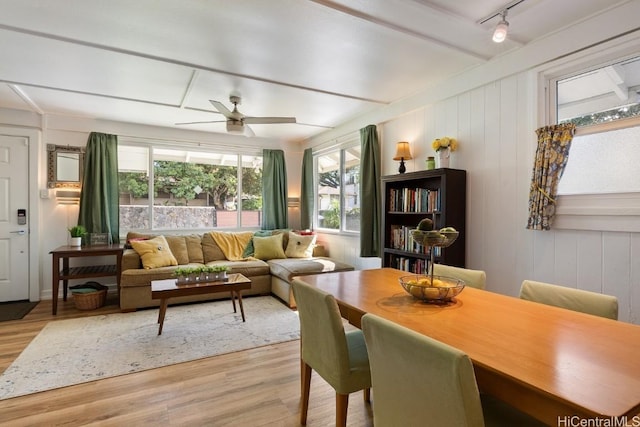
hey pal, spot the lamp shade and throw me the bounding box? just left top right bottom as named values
left=393, top=141, right=413, bottom=160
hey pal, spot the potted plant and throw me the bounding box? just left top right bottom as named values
left=207, top=265, right=230, bottom=281
left=68, top=225, right=86, bottom=246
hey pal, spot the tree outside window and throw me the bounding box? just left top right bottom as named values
left=118, top=145, right=262, bottom=231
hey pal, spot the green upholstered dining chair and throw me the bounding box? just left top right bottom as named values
left=291, top=279, right=371, bottom=427
left=361, top=313, right=545, bottom=427
left=432, top=264, right=487, bottom=290
left=519, top=280, right=618, bottom=320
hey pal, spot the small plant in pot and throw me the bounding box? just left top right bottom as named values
left=68, top=225, right=86, bottom=247
left=206, top=265, right=230, bottom=280
left=174, top=265, right=230, bottom=284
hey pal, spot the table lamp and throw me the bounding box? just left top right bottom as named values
left=393, top=141, right=412, bottom=173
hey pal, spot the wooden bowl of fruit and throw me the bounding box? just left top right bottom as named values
left=399, top=275, right=465, bottom=302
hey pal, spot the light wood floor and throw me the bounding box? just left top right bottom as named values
left=0, top=295, right=374, bottom=427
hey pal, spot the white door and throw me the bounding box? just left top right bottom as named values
left=0, top=134, right=29, bottom=301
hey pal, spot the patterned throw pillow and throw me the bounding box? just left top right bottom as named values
left=253, top=233, right=287, bottom=260
left=285, top=232, right=317, bottom=258
left=130, top=235, right=178, bottom=269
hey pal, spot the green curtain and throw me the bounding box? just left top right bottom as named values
left=526, top=123, right=575, bottom=230
left=262, top=149, right=288, bottom=230
left=78, top=132, right=119, bottom=243
left=360, top=125, right=382, bottom=256
left=300, top=148, right=314, bottom=230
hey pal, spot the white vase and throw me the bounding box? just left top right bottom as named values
left=437, top=148, right=450, bottom=168
left=70, top=236, right=82, bottom=246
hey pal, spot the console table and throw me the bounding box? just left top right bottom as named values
left=50, top=244, right=124, bottom=315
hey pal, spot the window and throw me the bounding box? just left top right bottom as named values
left=544, top=45, right=640, bottom=232
left=556, top=56, right=640, bottom=128
left=552, top=55, right=640, bottom=196
left=315, top=143, right=361, bottom=232
left=118, top=144, right=262, bottom=232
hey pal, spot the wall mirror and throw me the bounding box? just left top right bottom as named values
left=47, top=144, right=85, bottom=188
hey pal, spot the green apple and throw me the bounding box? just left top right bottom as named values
left=417, top=218, right=434, bottom=231
left=440, top=226, right=457, bottom=233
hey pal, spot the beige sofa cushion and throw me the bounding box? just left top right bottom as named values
left=164, top=235, right=189, bottom=265
left=185, top=234, right=204, bottom=264
left=126, top=232, right=204, bottom=265
left=202, top=232, right=225, bottom=262
left=268, top=257, right=354, bottom=283
left=130, top=236, right=178, bottom=269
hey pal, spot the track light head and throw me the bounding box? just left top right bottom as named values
left=492, top=11, right=509, bottom=43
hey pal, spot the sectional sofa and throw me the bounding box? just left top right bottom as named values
left=119, top=230, right=354, bottom=311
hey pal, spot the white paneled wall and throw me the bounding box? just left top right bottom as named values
left=315, top=233, right=381, bottom=271
left=381, top=72, right=640, bottom=324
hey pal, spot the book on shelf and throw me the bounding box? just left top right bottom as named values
left=389, top=225, right=442, bottom=256
left=390, top=256, right=429, bottom=274
left=388, top=188, right=440, bottom=213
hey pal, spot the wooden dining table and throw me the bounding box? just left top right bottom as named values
left=296, top=268, right=640, bottom=426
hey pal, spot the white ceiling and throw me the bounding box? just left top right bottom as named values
left=0, top=0, right=632, bottom=142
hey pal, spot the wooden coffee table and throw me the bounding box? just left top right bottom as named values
left=151, top=273, right=252, bottom=335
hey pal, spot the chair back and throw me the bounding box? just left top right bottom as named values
left=291, top=279, right=359, bottom=391
left=362, top=313, right=485, bottom=427
left=520, top=280, right=618, bottom=320
left=433, top=264, right=487, bottom=290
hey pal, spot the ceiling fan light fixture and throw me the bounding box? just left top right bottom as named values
left=226, top=121, right=245, bottom=135
left=492, top=11, right=509, bottom=43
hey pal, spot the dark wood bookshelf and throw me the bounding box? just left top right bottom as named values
left=381, top=168, right=466, bottom=273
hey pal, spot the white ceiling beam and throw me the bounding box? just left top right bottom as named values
left=180, top=70, right=199, bottom=109
left=308, top=0, right=491, bottom=61
left=8, top=84, right=43, bottom=114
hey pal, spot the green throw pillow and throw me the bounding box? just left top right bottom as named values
left=242, top=230, right=273, bottom=257
left=253, top=233, right=286, bottom=260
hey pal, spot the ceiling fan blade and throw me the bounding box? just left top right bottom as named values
left=175, top=120, right=226, bottom=125
left=244, top=124, right=256, bottom=137
left=243, top=116, right=297, bottom=124
left=210, top=100, right=233, bottom=118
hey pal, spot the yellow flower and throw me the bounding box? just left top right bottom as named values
left=432, top=137, right=458, bottom=152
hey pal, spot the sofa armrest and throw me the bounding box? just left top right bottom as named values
left=122, top=248, right=142, bottom=271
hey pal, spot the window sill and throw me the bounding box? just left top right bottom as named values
left=553, top=193, right=640, bottom=232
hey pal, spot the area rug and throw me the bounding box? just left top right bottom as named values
left=0, top=300, right=38, bottom=322
left=0, top=296, right=300, bottom=400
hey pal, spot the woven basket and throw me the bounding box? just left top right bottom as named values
left=71, top=282, right=108, bottom=310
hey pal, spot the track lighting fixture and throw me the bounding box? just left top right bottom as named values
left=492, top=10, right=509, bottom=43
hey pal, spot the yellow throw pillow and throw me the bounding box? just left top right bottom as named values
left=253, top=233, right=286, bottom=260
left=285, top=232, right=317, bottom=258
left=130, top=235, right=178, bottom=269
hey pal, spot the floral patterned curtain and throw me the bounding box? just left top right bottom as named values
left=526, top=123, right=576, bottom=230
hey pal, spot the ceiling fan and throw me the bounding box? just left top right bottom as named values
left=176, top=95, right=296, bottom=136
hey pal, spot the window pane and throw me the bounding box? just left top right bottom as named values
left=344, top=146, right=360, bottom=232
left=557, top=125, right=640, bottom=195
left=317, top=152, right=341, bottom=229
left=241, top=155, right=263, bottom=227
left=118, top=145, right=150, bottom=231
left=152, top=149, right=237, bottom=229
left=558, top=56, right=640, bottom=126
